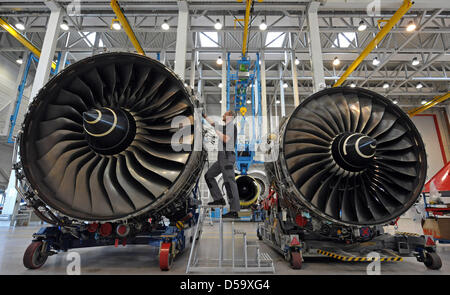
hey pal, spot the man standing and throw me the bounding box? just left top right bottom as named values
left=203, top=110, right=240, bottom=219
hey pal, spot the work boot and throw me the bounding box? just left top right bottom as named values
left=222, top=211, right=239, bottom=219
left=207, top=199, right=226, bottom=206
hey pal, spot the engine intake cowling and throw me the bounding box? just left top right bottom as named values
left=268, top=87, right=427, bottom=226
left=19, top=53, right=205, bottom=222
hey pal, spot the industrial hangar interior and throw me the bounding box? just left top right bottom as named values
left=0, top=0, right=449, bottom=277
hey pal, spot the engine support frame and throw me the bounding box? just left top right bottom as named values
left=257, top=187, right=441, bottom=270
left=23, top=207, right=201, bottom=271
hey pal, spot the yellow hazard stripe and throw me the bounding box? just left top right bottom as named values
left=316, top=249, right=402, bottom=262
left=395, top=232, right=420, bottom=237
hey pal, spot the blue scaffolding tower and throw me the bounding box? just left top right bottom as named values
left=226, top=53, right=263, bottom=175
left=7, top=52, right=64, bottom=143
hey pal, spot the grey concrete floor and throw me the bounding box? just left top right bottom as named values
left=0, top=221, right=448, bottom=275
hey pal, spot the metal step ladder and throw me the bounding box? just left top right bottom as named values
left=186, top=205, right=274, bottom=273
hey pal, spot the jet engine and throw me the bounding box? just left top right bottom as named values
left=236, top=174, right=260, bottom=208
left=267, top=87, right=427, bottom=226
left=17, top=52, right=205, bottom=223
left=218, top=170, right=268, bottom=208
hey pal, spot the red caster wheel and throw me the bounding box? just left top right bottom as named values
left=290, top=251, right=302, bottom=269
left=159, top=242, right=174, bottom=271
left=23, top=241, right=48, bottom=269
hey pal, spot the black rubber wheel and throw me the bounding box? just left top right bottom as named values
left=424, top=252, right=442, bottom=270
left=196, top=229, right=202, bottom=241
left=290, top=251, right=302, bottom=269
left=257, top=228, right=263, bottom=240
left=23, top=241, right=48, bottom=269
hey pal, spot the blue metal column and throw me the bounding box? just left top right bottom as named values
left=7, top=50, right=61, bottom=144
left=221, top=51, right=227, bottom=114
left=226, top=52, right=231, bottom=111
left=50, top=51, right=62, bottom=75
left=255, top=53, right=262, bottom=143
left=250, top=75, right=256, bottom=147
left=7, top=52, right=33, bottom=143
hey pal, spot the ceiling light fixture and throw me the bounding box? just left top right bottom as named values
left=111, top=19, right=122, bottom=30
left=60, top=20, right=69, bottom=31
left=406, top=21, right=416, bottom=32
left=259, top=20, right=267, bottom=31
left=214, top=19, right=223, bottom=30
left=161, top=20, right=170, bottom=31
left=357, top=20, right=367, bottom=32
left=333, top=57, right=340, bottom=66
left=411, top=57, right=420, bottom=66
left=372, top=57, right=380, bottom=66
left=15, top=22, right=25, bottom=31
left=216, top=56, right=223, bottom=65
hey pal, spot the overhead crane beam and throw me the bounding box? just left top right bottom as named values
left=333, top=0, right=413, bottom=87
left=241, top=0, right=253, bottom=56
left=110, top=0, right=145, bottom=55
left=408, top=92, right=450, bottom=117
left=240, top=0, right=263, bottom=56
left=0, top=17, right=57, bottom=70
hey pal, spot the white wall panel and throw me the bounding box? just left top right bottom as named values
left=0, top=56, right=18, bottom=108
left=0, top=55, right=19, bottom=134
left=411, top=115, right=446, bottom=181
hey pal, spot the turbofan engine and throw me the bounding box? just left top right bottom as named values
left=267, top=87, right=427, bottom=227
left=16, top=53, right=205, bottom=223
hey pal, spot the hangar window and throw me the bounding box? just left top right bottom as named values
left=78, top=32, right=104, bottom=47
left=200, top=32, right=219, bottom=47
left=265, top=32, right=285, bottom=48
left=332, top=32, right=357, bottom=48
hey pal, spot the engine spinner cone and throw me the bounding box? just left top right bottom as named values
left=83, top=107, right=136, bottom=155
left=331, top=132, right=377, bottom=172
